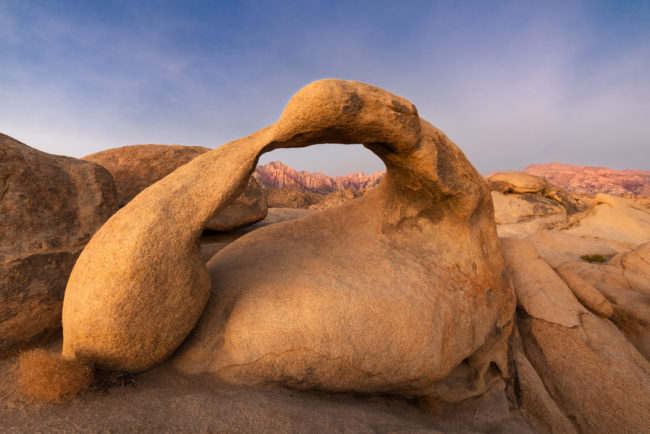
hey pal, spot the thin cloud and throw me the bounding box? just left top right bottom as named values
left=0, top=1, right=648, bottom=173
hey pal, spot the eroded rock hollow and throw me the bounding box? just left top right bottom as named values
left=61, top=79, right=514, bottom=396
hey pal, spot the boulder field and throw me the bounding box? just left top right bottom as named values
left=2, top=79, right=649, bottom=433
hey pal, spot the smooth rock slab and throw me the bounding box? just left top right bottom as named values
left=554, top=266, right=613, bottom=317
left=524, top=230, right=620, bottom=268
left=563, top=193, right=650, bottom=245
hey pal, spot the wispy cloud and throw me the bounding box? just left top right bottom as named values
left=0, top=1, right=648, bottom=174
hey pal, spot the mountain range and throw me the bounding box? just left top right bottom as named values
left=524, top=162, right=650, bottom=196
left=255, top=161, right=650, bottom=196
left=254, top=161, right=384, bottom=194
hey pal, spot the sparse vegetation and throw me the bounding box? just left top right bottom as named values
left=580, top=253, right=607, bottom=263
left=16, top=349, right=94, bottom=403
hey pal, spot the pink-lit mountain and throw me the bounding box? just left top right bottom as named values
left=254, top=161, right=384, bottom=194
left=255, top=161, right=650, bottom=196
left=524, top=162, right=650, bottom=196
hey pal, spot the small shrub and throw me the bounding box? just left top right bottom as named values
left=580, top=254, right=606, bottom=263
left=15, top=349, right=94, bottom=403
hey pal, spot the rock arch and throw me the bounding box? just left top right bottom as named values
left=62, top=79, right=514, bottom=395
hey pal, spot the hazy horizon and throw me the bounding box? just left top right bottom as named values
left=1, top=1, right=649, bottom=176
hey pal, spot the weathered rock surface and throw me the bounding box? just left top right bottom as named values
left=0, top=133, right=118, bottom=356
left=488, top=171, right=581, bottom=214
left=173, top=80, right=514, bottom=396
left=608, top=241, right=650, bottom=296
left=200, top=208, right=314, bottom=262
left=84, top=144, right=267, bottom=231
left=83, top=144, right=208, bottom=206
left=264, top=186, right=323, bottom=208
left=554, top=266, right=613, bottom=317
left=487, top=171, right=582, bottom=238
left=524, top=230, right=620, bottom=268
left=561, top=259, right=650, bottom=360
left=204, top=177, right=267, bottom=231
left=563, top=193, right=650, bottom=245
left=518, top=314, right=650, bottom=433
left=500, top=238, right=586, bottom=328
left=307, top=188, right=364, bottom=210
left=511, top=329, right=577, bottom=434
left=491, top=191, right=567, bottom=238
left=62, top=79, right=515, bottom=399
left=502, top=238, right=650, bottom=433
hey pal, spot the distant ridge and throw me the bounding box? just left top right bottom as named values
left=524, top=162, right=650, bottom=196
left=254, top=161, right=384, bottom=194
left=254, top=161, right=650, bottom=196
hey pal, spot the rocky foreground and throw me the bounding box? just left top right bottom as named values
left=1, top=79, right=650, bottom=433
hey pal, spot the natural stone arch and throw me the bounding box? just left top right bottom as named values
left=61, top=79, right=514, bottom=396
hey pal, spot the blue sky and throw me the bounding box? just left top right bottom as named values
left=1, top=0, right=648, bottom=175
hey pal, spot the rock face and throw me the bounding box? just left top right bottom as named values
left=61, top=79, right=514, bottom=398
left=308, top=189, right=365, bottom=210
left=501, top=238, right=650, bottom=433
left=609, top=241, right=650, bottom=296
left=84, top=144, right=267, bottom=231
left=488, top=171, right=581, bottom=213
left=524, top=162, right=650, bottom=196
left=563, top=193, right=650, bottom=246
left=0, top=133, right=118, bottom=356
left=554, top=266, right=614, bottom=317
left=524, top=230, right=620, bottom=268
left=559, top=243, right=650, bottom=360
left=264, top=187, right=324, bottom=208
left=487, top=171, right=582, bottom=238
left=255, top=161, right=384, bottom=193
left=204, top=178, right=267, bottom=231
left=83, top=145, right=209, bottom=206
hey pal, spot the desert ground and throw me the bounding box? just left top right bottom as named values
left=2, top=80, right=649, bottom=433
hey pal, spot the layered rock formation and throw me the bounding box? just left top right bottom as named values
left=61, top=79, right=514, bottom=400
left=84, top=144, right=268, bottom=231
left=524, top=162, right=650, bottom=196
left=254, top=160, right=384, bottom=193
left=0, top=133, right=118, bottom=356
left=502, top=238, right=650, bottom=433
left=487, top=171, right=583, bottom=238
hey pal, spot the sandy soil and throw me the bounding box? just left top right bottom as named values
left=1, top=340, right=534, bottom=433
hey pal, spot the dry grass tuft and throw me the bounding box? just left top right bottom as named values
left=580, top=253, right=607, bottom=263
left=16, top=349, right=94, bottom=403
